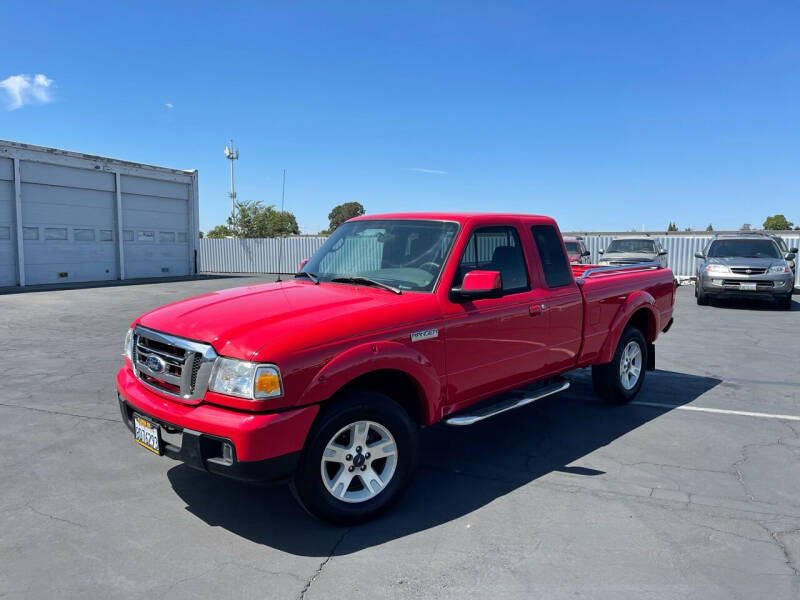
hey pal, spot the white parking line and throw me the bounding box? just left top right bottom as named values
left=630, top=401, right=800, bottom=421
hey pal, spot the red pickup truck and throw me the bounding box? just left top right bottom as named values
left=117, top=213, right=675, bottom=523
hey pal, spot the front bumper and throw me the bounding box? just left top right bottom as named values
left=698, top=274, right=793, bottom=298
left=116, top=367, right=319, bottom=482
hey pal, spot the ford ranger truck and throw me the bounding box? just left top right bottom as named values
left=117, top=213, right=675, bottom=524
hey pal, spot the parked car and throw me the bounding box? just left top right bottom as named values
left=117, top=213, right=675, bottom=523
left=769, top=234, right=798, bottom=278
left=598, top=237, right=668, bottom=268
left=563, top=236, right=591, bottom=264
left=694, top=233, right=795, bottom=309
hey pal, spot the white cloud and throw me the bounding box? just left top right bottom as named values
left=0, top=73, right=55, bottom=110
left=406, top=167, right=448, bottom=175
left=165, top=102, right=173, bottom=109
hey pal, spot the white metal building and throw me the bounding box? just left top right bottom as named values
left=0, top=140, right=199, bottom=287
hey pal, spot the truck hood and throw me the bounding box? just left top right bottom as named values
left=136, top=280, right=440, bottom=360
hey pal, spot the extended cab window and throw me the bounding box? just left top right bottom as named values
left=453, top=226, right=530, bottom=293
left=531, top=225, right=572, bottom=287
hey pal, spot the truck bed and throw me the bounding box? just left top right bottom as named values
left=572, top=263, right=676, bottom=367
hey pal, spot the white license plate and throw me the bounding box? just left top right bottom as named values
left=134, top=414, right=161, bottom=455
left=740, top=282, right=757, bottom=291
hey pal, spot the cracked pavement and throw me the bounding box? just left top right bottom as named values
left=0, top=277, right=798, bottom=599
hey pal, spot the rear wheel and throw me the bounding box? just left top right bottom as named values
left=291, top=390, right=419, bottom=524
left=592, top=326, right=648, bottom=405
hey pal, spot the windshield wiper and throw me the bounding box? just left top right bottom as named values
left=295, top=271, right=319, bottom=284
left=330, top=276, right=402, bottom=295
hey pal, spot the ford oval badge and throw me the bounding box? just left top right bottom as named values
left=145, top=355, right=166, bottom=373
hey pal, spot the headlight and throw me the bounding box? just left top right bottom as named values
left=705, top=264, right=730, bottom=274
left=208, top=358, right=283, bottom=400
left=769, top=265, right=791, bottom=274
left=124, top=328, right=134, bottom=361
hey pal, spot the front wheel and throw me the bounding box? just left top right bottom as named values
left=592, top=326, right=648, bottom=404
left=291, top=390, right=419, bottom=524
left=695, top=284, right=709, bottom=305
left=778, top=294, right=793, bottom=310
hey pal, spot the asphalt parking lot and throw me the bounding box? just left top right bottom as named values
left=1, top=277, right=799, bottom=599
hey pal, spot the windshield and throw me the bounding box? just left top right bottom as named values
left=606, top=239, right=656, bottom=253
left=564, top=241, right=580, bottom=253
left=707, top=239, right=781, bottom=259
left=300, top=219, right=459, bottom=292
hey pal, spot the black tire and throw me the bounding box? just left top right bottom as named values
left=778, top=294, right=793, bottom=310
left=290, top=389, right=419, bottom=525
left=592, top=326, right=648, bottom=405
left=695, top=285, right=709, bottom=306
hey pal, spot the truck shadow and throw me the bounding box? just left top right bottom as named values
left=167, top=368, right=720, bottom=557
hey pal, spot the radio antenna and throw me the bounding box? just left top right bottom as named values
left=276, top=169, right=287, bottom=281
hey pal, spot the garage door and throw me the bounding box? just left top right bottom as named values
left=121, top=175, right=191, bottom=279
left=0, top=158, right=16, bottom=286
left=20, top=161, right=119, bottom=285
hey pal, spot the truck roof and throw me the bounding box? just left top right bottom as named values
left=350, top=212, right=557, bottom=226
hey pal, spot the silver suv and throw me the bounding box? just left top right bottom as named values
left=694, top=234, right=795, bottom=309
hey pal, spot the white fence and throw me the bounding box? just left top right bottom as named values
left=198, top=233, right=800, bottom=286
left=198, top=237, right=328, bottom=273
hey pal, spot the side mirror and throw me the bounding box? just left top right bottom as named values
left=790, top=247, right=799, bottom=254
left=786, top=252, right=796, bottom=261
left=659, top=250, right=668, bottom=256
left=298, top=258, right=309, bottom=270
left=694, top=251, right=705, bottom=259
left=598, top=249, right=604, bottom=254
left=451, top=270, right=502, bottom=301
left=581, top=250, right=591, bottom=257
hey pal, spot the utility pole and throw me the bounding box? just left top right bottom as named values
left=224, top=140, right=239, bottom=217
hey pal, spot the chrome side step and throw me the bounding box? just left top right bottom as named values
left=443, top=377, right=570, bottom=426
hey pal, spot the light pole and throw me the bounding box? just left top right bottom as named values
left=224, top=140, right=239, bottom=217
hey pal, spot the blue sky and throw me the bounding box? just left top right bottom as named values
left=2, top=1, right=799, bottom=233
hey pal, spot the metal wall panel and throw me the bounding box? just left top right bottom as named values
left=198, top=237, right=328, bottom=273
left=0, top=157, right=15, bottom=285
left=200, top=233, right=800, bottom=288
left=573, top=234, right=800, bottom=286
left=121, top=175, right=192, bottom=279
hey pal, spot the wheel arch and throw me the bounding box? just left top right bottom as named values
left=300, top=341, right=442, bottom=426
left=598, top=292, right=659, bottom=364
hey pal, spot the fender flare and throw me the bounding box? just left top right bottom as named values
left=598, top=291, right=659, bottom=364
left=300, top=340, right=442, bottom=425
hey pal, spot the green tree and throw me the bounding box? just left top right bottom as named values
left=763, top=214, right=794, bottom=230
left=207, top=201, right=300, bottom=238
left=667, top=221, right=678, bottom=232
left=206, top=224, right=235, bottom=238
left=324, top=202, right=365, bottom=234
left=705, top=223, right=713, bottom=231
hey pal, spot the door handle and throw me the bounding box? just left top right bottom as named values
left=529, top=302, right=547, bottom=316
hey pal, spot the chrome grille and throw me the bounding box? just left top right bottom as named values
left=133, top=326, right=217, bottom=402
left=731, top=267, right=767, bottom=275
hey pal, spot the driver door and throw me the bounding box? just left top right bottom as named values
left=442, top=225, right=550, bottom=410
